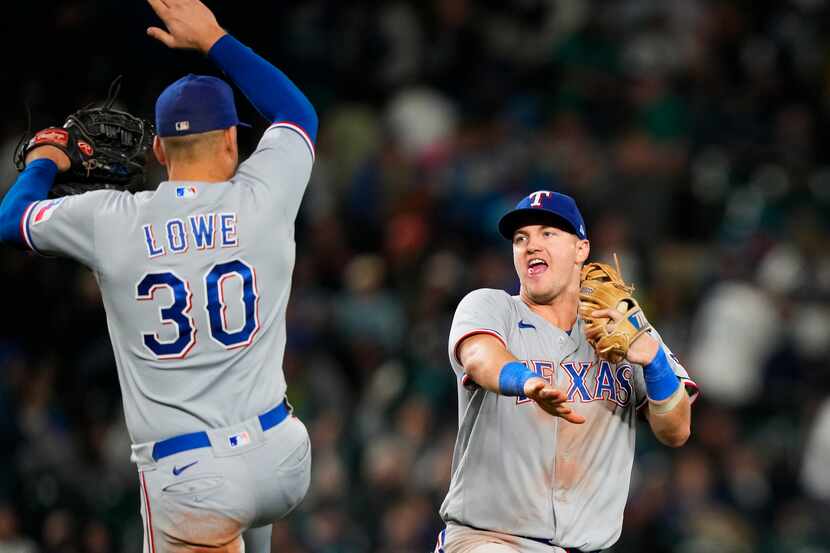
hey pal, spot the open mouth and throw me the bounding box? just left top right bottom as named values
left=527, top=258, right=548, bottom=276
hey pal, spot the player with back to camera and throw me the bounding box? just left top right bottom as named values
left=434, top=191, right=699, bottom=553
left=0, top=0, right=318, bottom=551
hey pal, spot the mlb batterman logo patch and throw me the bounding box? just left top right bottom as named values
left=175, top=121, right=190, bottom=131
left=228, top=431, right=250, bottom=448
left=176, top=186, right=197, bottom=199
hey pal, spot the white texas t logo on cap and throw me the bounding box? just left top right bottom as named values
left=529, top=190, right=552, bottom=207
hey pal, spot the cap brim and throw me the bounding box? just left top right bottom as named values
left=498, top=208, right=580, bottom=240
left=237, top=122, right=252, bottom=129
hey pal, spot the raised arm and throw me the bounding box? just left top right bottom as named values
left=0, top=145, right=70, bottom=245
left=458, top=334, right=585, bottom=425
left=207, top=37, right=317, bottom=140
left=146, top=0, right=317, bottom=141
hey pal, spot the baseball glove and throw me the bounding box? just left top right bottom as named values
left=14, top=78, right=154, bottom=197
left=579, top=255, right=651, bottom=364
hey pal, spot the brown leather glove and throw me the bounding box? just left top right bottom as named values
left=579, top=256, right=651, bottom=364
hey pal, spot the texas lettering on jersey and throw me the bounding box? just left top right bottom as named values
left=515, top=359, right=633, bottom=407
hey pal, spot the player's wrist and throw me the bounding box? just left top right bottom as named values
left=498, top=361, right=537, bottom=397
left=25, top=146, right=70, bottom=172
left=199, top=27, right=227, bottom=54
left=642, top=347, right=680, bottom=401
left=628, top=333, right=659, bottom=365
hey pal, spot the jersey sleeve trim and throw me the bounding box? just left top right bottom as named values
left=682, top=377, right=699, bottom=404
left=268, top=121, right=316, bottom=161
left=636, top=377, right=700, bottom=411
left=460, top=373, right=480, bottom=391
left=452, top=329, right=506, bottom=365
left=19, top=201, right=40, bottom=253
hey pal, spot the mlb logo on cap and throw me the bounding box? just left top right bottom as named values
left=155, top=74, right=251, bottom=137
left=498, top=190, right=587, bottom=240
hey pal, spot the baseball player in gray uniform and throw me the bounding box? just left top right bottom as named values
left=435, top=191, right=698, bottom=553
left=0, top=1, right=317, bottom=551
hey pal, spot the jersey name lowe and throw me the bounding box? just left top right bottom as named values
left=142, top=211, right=240, bottom=256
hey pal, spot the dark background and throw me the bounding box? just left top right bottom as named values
left=1, top=1, right=830, bottom=552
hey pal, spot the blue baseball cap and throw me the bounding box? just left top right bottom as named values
left=155, top=74, right=250, bottom=137
left=498, top=190, right=587, bottom=240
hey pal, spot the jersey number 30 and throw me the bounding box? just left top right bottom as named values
left=136, top=259, right=259, bottom=359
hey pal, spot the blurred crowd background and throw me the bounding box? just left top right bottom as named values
left=2, top=0, right=830, bottom=552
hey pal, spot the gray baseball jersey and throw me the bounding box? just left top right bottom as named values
left=19, top=124, right=314, bottom=444
left=439, top=288, right=697, bottom=551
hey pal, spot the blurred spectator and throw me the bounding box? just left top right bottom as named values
left=802, top=398, right=830, bottom=502
left=687, top=279, right=778, bottom=406
left=0, top=505, right=36, bottom=553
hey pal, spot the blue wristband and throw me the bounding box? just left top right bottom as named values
left=643, top=348, right=680, bottom=401
left=498, top=361, right=537, bottom=396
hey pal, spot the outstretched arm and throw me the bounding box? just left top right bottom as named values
left=0, top=147, right=70, bottom=245
left=146, top=0, right=318, bottom=141
left=458, top=334, right=586, bottom=424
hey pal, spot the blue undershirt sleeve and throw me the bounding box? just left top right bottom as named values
left=0, top=159, right=57, bottom=245
left=207, top=34, right=318, bottom=142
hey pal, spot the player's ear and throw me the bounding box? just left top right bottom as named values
left=153, top=136, right=167, bottom=166
left=224, top=127, right=236, bottom=150
left=221, top=127, right=234, bottom=158
left=224, top=127, right=238, bottom=165
left=575, top=239, right=590, bottom=264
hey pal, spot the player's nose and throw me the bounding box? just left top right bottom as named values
left=525, top=234, right=542, bottom=252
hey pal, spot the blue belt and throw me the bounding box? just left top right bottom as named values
left=151, top=400, right=290, bottom=461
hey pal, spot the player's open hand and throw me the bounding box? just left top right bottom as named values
left=147, top=0, right=226, bottom=53
left=524, top=379, right=586, bottom=424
